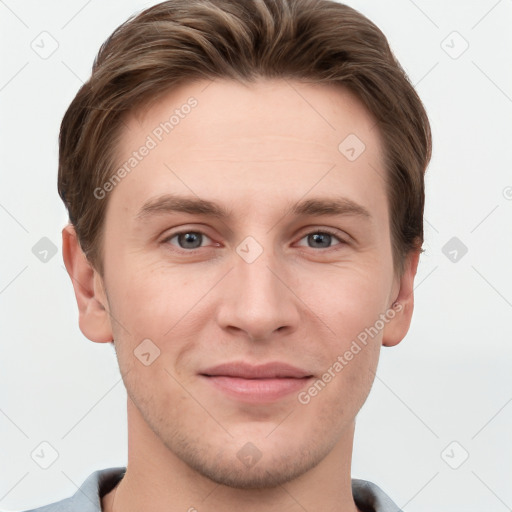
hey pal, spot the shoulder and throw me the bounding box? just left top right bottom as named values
left=18, top=467, right=126, bottom=512
left=352, top=478, right=403, bottom=512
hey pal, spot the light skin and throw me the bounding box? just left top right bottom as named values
left=62, top=78, right=420, bottom=512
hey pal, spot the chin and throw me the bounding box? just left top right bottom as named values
left=164, top=428, right=330, bottom=490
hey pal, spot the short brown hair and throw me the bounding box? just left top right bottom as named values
left=58, top=0, right=432, bottom=276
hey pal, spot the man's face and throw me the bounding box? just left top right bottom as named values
left=92, top=79, right=406, bottom=487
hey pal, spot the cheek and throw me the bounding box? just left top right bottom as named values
left=107, top=260, right=212, bottom=375
left=295, top=334, right=379, bottom=445
left=108, top=257, right=187, bottom=332
left=309, top=264, right=392, bottom=341
left=299, top=265, right=388, bottom=408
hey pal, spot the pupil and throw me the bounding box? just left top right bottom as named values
left=181, top=232, right=201, bottom=248
left=310, top=233, right=330, bottom=248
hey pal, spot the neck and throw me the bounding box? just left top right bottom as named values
left=102, top=398, right=361, bottom=512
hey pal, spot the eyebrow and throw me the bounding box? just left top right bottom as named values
left=134, top=193, right=371, bottom=223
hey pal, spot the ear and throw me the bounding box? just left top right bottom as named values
left=382, top=250, right=421, bottom=347
left=62, top=224, right=113, bottom=343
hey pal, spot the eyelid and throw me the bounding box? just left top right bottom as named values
left=295, top=227, right=349, bottom=247
left=162, top=229, right=215, bottom=249
left=161, top=225, right=350, bottom=252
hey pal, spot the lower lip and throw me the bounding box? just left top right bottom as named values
left=201, top=375, right=312, bottom=403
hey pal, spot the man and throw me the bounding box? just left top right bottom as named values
left=25, top=0, right=431, bottom=510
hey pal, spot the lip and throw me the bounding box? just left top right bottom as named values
left=199, top=361, right=314, bottom=403
left=200, top=361, right=312, bottom=379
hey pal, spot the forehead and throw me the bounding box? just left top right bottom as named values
left=126, top=78, right=382, bottom=157
left=108, top=78, right=387, bottom=222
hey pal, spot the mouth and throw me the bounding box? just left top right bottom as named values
left=199, top=361, right=314, bottom=403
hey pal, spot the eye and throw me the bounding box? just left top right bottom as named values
left=296, top=230, right=346, bottom=249
left=163, top=231, right=213, bottom=250
left=162, top=228, right=347, bottom=253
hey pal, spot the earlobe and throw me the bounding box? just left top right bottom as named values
left=382, top=250, right=421, bottom=347
left=62, top=224, right=113, bottom=343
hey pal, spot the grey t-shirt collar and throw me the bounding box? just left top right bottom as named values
left=23, top=467, right=403, bottom=512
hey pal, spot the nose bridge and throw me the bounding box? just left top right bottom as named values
left=216, top=238, right=299, bottom=340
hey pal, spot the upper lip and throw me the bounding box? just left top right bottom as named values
left=200, top=361, right=313, bottom=379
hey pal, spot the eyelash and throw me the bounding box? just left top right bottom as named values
left=161, top=228, right=348, bottom=253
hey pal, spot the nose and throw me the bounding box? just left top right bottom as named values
left=215, top=246, right=300, bottom=342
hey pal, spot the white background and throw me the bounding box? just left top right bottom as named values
left=1, top=1, right=511, bottom=510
